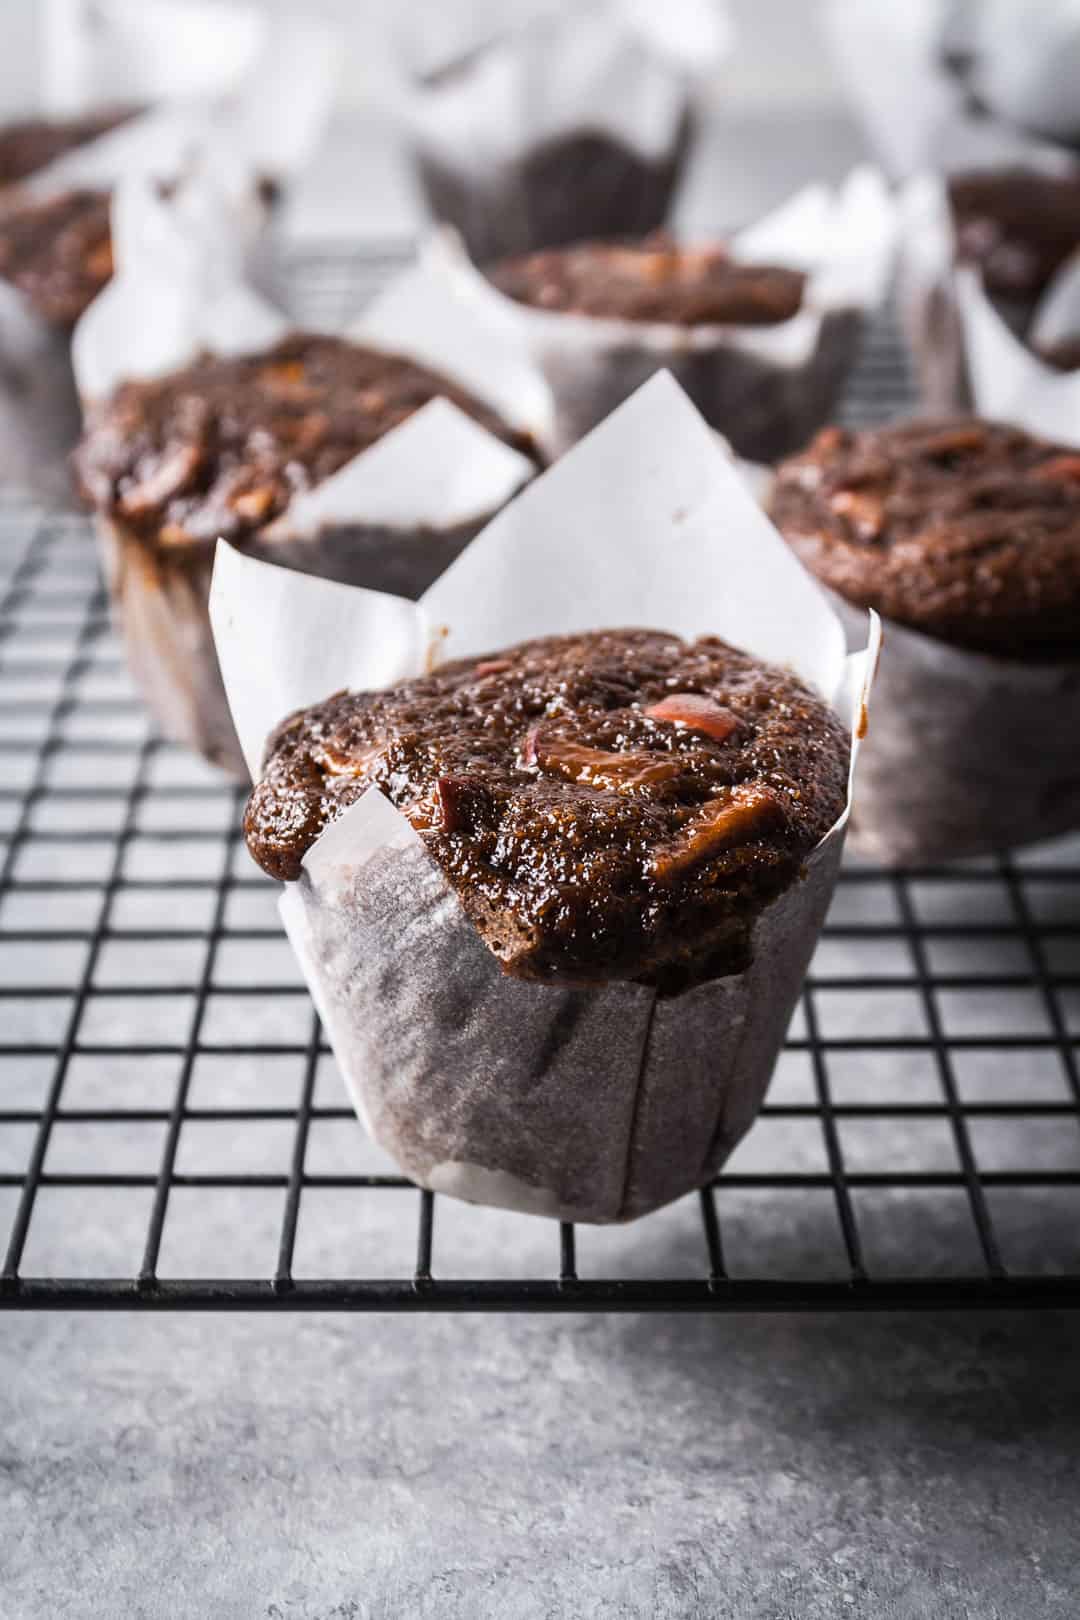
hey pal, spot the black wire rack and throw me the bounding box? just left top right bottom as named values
left=1, top=241, right=1079, bottom=1313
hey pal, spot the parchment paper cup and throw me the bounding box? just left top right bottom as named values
left=955, top=260, right=1080, bottom=438
left=427, top=168, right=896, bottom=459
left=209, top=372, right=880, bottom=1223
left=75, top=181, right=552, bottom=777
left=895, top=161, right=1080, bottom=414
left=825, top=595, right=1080, bottom=867
left=398, top=1, right=730, bottom=262
left=829, top=267, right=1080, bottom=864
left=822, top=0, right=1080, bottom=410
left=0, top=3, right=335, bottom=504
left=947, top=0, right=1080, bottom=149
left=820, top=0, right=1072, bottom=180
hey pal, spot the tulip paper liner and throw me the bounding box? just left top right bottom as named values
left=827, top=594, right=1080, bottom=868
left=0, top=2, right=336, bottom=504
left=822, top=0, right=1080, bottom=412
left=813, top=261, right=1080, bottom=866
left=895, top=165, right=1080, bottom=414
left=209, top=372, right=880, bottom=1223
left=956, top=263, right=1080, bottom=441
left=426, top=168, right=897, bottom=461
left=74, top=184, right=551, bottom=776
left=39, top=0, right=335, bottom=189
left=820, top=0, right=1073, bottom=181
left=397, top=0, right=730, bottom=262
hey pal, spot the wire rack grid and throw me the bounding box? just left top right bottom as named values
left=0, top=241, right=1079, bottom=1313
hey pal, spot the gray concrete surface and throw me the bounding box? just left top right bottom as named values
left=3, top=1307, right=1079, bottom=1618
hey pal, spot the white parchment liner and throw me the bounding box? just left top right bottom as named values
left=826, top=595, right=1080, bottom=867
left=39, top=0, right=335, bottom=182
left=820, top=0, right=1073, bottom=181
left=396, top=0, right=731, bottom=262
left=894, top=161, right=1080, bottom=414
left=426, top=168, right=897, bottom=460
left=209, top=372, right=880, bottom=1222
left=823, top=0, right=1080, bottom=412
left=945, top=0, right=1080, bottom=149
left=769, top=266, right=1080, bottom=865
left=74, top=175, right=552, bottom=776
left=0, top=2, right=336, bottom=503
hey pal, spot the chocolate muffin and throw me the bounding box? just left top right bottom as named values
left=416, top=117, right=695, bottom=267
left=0, top=107, right=142, bottom=327
left=488, top=238, right=807, bottom=327
left=75, top=332, right=539, bottom=549
left=770, top=418, right=1080, bottom=864
left=0, top=186, right=114, bottom=327
left=948, top=168, right=1080, bottom=317
left=245, top=628, right=849, bottom=993
left=0, top=108, right=143, bottom=503
left=77, top=333, right=541, bottom=776
left=769, top=418, right=1080, bottom=658
left=473, top=215, right=875, bottom=459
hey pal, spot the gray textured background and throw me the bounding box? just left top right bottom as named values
left=4, top=1306, right=1080, bottom=1617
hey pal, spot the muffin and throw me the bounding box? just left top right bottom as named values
left=897, top=164, right=1080, bottom=413
left=403, top=10, right=711, bottom=263
left=0, top=106, right=147, bottom=323
left=247, top=629, right=850, bottom=988
left=75, top=334, right=542, bottom=776
left=948, top=168, right=1080, bottom=324
left=248, top=629, right=851, bottom=1218
left=770, top=417, right=1080, bottom=862
left=0, top=108, right=141, bottom=503
left=489, top=238, right=807, bottom=327
left=482, top=235, right=855, bottom=459
left=415, top=115, right=695, bottom=269
left=210, top=369, right=877, bottom=1221
left=453, top=169, right=896, bottom=459
left=0, top=186, right=115, bottom=327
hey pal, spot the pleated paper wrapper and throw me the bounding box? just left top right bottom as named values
left=75, top=183, right=551, bottom=777
left=395, top=0, right=731, bottom=262
left=820, top=0, right=1077, bottom=179
left=821, top=0, right=1080, bottom=411
left=0, top=0, right=336, bottom=504
left=777, top=265, right=1080, bottom=866
left=209, top=372, right=880, bottom=1223
left=424, top=168, right=896, bottom=461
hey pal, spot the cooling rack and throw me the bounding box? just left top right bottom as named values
left=0, top=240, right=1078, bottom=1312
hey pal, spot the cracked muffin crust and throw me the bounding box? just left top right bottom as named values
left=244, top=629, right=849, bottom=993
left=769, top=419, right=1080, bottom=658
left=488, top=237, right=806, bottom=326
left=74, top=333, right=540, bottom=548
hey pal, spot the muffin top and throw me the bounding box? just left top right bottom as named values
left=74, top=333, right=539, bottom=547
left=0, top=186, right=113, bottom=326
left=487, top=237, right=806, bottom=327
left=948, top=168, right=1080, bottom=306
left=244, top=628, right=849, bottom=993
left=0, top=106, right=137, bottom=188
left=769, top=419, right=1080, bottom=658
